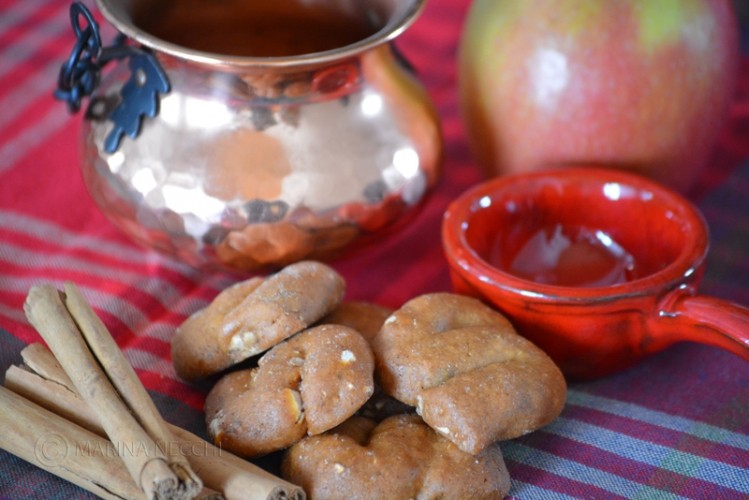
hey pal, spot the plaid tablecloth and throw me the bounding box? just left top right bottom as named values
left=1, top=0, right=748, bottom=498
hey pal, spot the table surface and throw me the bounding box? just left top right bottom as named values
left=1, top=0, right=748, bottom=498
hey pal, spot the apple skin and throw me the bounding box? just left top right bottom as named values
left=458, top=0, right=739, bottom=192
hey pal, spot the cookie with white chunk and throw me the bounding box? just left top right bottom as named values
left=205, top=324, right=374, bottom=457
left=372, top=293, right=567, bottom=454
left=172, top=260, right=345, bottom=380
left=282, top=414, right=511, bottom=499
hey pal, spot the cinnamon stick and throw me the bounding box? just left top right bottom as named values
left=0, top=385, right=147, bottom=500
left=23, top=285, right=189, bottom=499
left=63, top=282, right=202, bottom=498
left=169, top=426, right=305, bottom=500
left=7, top=343, right=305, bottom=500
left=10, top=343, right=103, bottom=432
left=0, top=368, right=224, bottom=500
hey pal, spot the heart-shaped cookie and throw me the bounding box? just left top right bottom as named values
left=282, top=414, right=511, bottom=499
left=372, top=293, right=566, bottom=454
left=205, top=324, right=374, bottom=457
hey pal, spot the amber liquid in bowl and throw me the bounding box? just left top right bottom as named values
left=466, top=179, right=689, bottom=290
left=492, top=223, right=641, bottom=287
left=133, top=0, right=379, bottom=57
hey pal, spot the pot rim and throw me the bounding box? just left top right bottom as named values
left=94, top=0, right=425, bottom=68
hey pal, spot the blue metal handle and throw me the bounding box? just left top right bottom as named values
left=54, top=2, right=102, bottom=112
left=54, top=2, right=170, bottom=153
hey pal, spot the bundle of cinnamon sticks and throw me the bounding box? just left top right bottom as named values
left=0, top=282, right=304, bottom=500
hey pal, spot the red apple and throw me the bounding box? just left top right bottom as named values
left=458, top=0, right=739, bottom=192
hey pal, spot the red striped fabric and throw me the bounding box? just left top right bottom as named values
left=1, top=0, right=748, bottom=498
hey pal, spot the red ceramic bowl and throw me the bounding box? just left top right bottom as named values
left=442, top=167, right=749, bottom=379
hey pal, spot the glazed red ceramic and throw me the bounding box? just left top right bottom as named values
left=442, top=167, right=749, bottom=379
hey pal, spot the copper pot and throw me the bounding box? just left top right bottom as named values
left=59, top=0, right=442, bottom=272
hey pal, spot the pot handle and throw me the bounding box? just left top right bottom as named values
left=651, top=292, right=749, bottom=361
left=54, top=2, right=170, bottom=153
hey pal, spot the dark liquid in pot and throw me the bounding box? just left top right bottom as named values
left=133, top=0, right=379, bottom=57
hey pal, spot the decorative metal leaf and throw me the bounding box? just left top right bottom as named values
left=55, top=2, right=171, bottom=154
left=104, top=52, right=170, bottom=153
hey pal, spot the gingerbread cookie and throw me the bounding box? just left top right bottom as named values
left=172, top=260, right=345, bottom=380
left=282, top=414, right=511, bottom=499
left=371, top=292, right=566, bottom=454
left=317, top=301, right=412, bottom=420
left=171, top=277, right=263, bottom=381
left=318, top=301, right=394, bottom=343
left=205, top=324, right=374, bottom=457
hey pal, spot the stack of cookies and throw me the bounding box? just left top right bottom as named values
left=172, top=261, right=567, bottom=499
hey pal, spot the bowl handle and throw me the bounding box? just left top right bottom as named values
left=650, top=293, right=749, bottom=361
